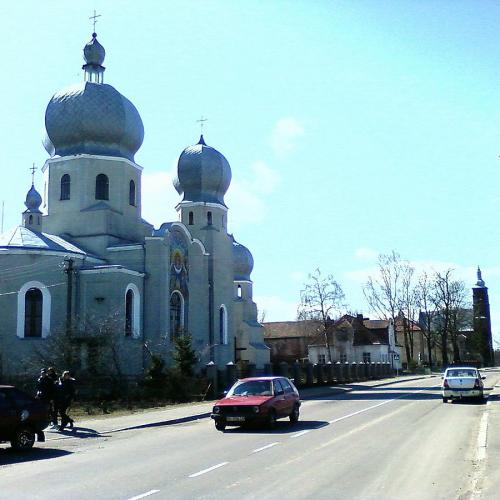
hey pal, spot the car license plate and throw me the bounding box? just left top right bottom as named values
left=226, top=416, right=245, bottom=422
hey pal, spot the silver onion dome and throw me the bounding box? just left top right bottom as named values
left=232, top=238, right=254, bottom=281
left=174, top=135, right=232, bottom=206
left=43, top=34, right=144, bottom=162
left=24, top=185, right=42, bottom=212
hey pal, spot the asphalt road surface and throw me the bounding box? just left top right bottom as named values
left=1, top=371, right=500, bottom=500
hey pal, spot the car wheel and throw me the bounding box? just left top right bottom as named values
left=10, top=428, right=35, bottom=450
left=442, top=397, right=448, bottom=403
left=267, top=409, right=277, bottom=429
left=215, top=422, right=226, bottom=432
left=289, top=405, right=300, bottom=424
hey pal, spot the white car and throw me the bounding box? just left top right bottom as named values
left=441, top=366, right=485, bottom=403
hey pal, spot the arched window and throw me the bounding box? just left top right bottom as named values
left=170, top=291, right=184, bottom=340
left=125, top=289, right=133, bottom=336
left=237, top=285, right=242, bottom=298
left=188, top=212, right=194, bottom=225
left=219, top=305, right=228, bottom=345
left=129, top=180, right=136, bottom=206
left=25, top=288, right=43, bottom=337
left=207, top=211, right=212, bottom=225
left=60, top=174, right=70, bottom=200
left=125, top=284, right=141, bottom=338
left=28, top=215, right=33, bottom=224
left=17, top=281, right=51, bottom=339
left=95, top=174, right=109, bottom=200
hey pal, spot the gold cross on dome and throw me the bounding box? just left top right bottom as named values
left=89, top=10, right=102, bottom=33
left=30, top=163, right=37, bottom=185
left=197, top=116, right=208, bottom=134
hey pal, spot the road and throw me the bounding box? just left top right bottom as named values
left=1, top=371, right=500, bottom=500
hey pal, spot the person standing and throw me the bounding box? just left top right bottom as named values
left=46, top=367, right=59, bottom=426
left=55, top=371, right=76, bottom=430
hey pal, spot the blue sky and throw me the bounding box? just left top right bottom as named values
left=1, top=1, right=500, bottom=344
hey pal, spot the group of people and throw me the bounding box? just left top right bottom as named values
left=36, top=367, right=76, bottom=430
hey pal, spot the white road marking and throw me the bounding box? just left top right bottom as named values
left=477, top=410, right=489, bottom=461
left=189, top=462, right=229, bottom=478
left=127, top=490, right=160, bottom=500
left=290, top=430, right=310, bottom=439
left=252, top=442, right=279, bottom=453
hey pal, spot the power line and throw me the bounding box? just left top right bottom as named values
left=0, top=282, right=66, bottom=297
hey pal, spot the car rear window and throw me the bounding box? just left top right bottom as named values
left=446, top=369, right=477, bottom=378
left=280, top=379, right=293, bottom=393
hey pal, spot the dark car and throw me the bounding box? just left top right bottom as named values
left=0, top=386, right=50, bottom=450
left=211, top=376, right=301, bottom=431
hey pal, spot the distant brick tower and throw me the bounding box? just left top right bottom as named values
left=472, top=267, right=494, bottom=366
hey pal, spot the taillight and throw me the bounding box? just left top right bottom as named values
left=443, top=379, right=449, bottom=388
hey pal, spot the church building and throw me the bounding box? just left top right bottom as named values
left=0, top=32, right=269, bottom=376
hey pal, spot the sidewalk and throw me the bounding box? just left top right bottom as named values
left=45, top=374, right=436, bottom=441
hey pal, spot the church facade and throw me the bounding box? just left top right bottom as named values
left=0, top=32, right=269, bottom=377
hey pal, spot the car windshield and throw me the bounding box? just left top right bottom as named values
left=446, top=369, right=477, bottom=378
left=229, top=380, right=272, bottom=397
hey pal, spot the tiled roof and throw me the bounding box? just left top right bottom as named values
left=263, top=320, right=322, bottom=339
left=0, top=226, right=86, bottom=255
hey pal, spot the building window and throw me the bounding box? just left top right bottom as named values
left=125, top=284, right=140, bottom=338
left=363, top=352, right=371, bottom=363
left=95, top=174, right=109, bottom=200
left=17, top=281, right=52, bottom=339
left=219, top=305, right=228, bottom=344
left=237, top=285, right=242, bottom=298
left=170, top=291, right=184, bottom=340
left=28, top=215, right=33, bottom=224
left=340, top=353, right=347, bottom=363
left=60, top=174, right=70, bottom=200
left=207, top=211, right=212, bottom=225
left=25, top=288, right=43, bottom=338
left=318, top=354, right=326, bottom=364
left=188, top=212, right=194, bottom=225
left=129, top=180, right=136, bottom=206
left=125, top=289, right=133, bottom=336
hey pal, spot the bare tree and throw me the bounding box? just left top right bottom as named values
left=432, top=269, right=469, bottom=365
left=297, top=269, right=346, bottom=363
left=363, top=251, right=416, bottom=363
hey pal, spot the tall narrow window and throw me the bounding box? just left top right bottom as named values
left=129, top=180, right=136, bottom=206
left=170, top=291, right=184, bottom=340
left=125, top=289, right=133, bottom=336
left=25, top=288, right=43, bottom=338
left=207, top=211, right=212, bottom=225
left=219, top=305, right=227, bottom=345
left=60, top=174, right=70, bottom=200
left=237, top=285, right=242, bottom=298
left=95, top=174, right=109, bottom=200
left=28, top=215, right=33, bottom=224
left=188, top=212, right=194, bottom=225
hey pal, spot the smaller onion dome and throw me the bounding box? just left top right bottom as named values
left=174, top=135, right=232, bottom=206
left=84, top=33, right=105, bottom=66
left=232, top=237, right=254, bottom=281
left=24, top=185, right=42, bottom=213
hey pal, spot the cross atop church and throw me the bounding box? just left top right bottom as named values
left=89, top=10, right=102, bottom=33
left=30, top=163, right=37, bottom=185
left=197, top=116, right=208, bottom=134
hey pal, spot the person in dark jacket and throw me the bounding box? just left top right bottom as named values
left=46, top=367, right=59, bottom=426
left=55, top=371, right=76, bottom=430
left=36, top=369, right=54, bottom=403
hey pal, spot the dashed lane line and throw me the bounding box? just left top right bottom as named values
left=127, top=490, right=160, bottom=500
left=290, top=430, right=310, bottom=439
left=252, top=442, right=279, bottom=453
left=189, top=462, right=229, bottom=478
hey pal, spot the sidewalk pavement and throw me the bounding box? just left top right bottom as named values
left=45, top=374, right=437, bottom=441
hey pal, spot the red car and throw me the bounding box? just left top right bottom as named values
left=211, top=376, right=301, bottom=431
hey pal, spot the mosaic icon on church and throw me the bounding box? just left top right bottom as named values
left=169, top=231, right=189, bottom=296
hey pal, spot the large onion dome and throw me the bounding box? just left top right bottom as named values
left=232, top=237, right=254, bottom=281
left=43, top=33, right=144, bottom=162
left=174, top=135, right=232, bottom=206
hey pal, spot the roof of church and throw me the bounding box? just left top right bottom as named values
left=0, top=226, right=86, bottom=255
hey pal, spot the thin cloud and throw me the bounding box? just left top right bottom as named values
left=270, top=117, right=305, bottom=157
left=355, top=247, right=378, bottom=260
left=255, top=294, right=300, bottom=322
